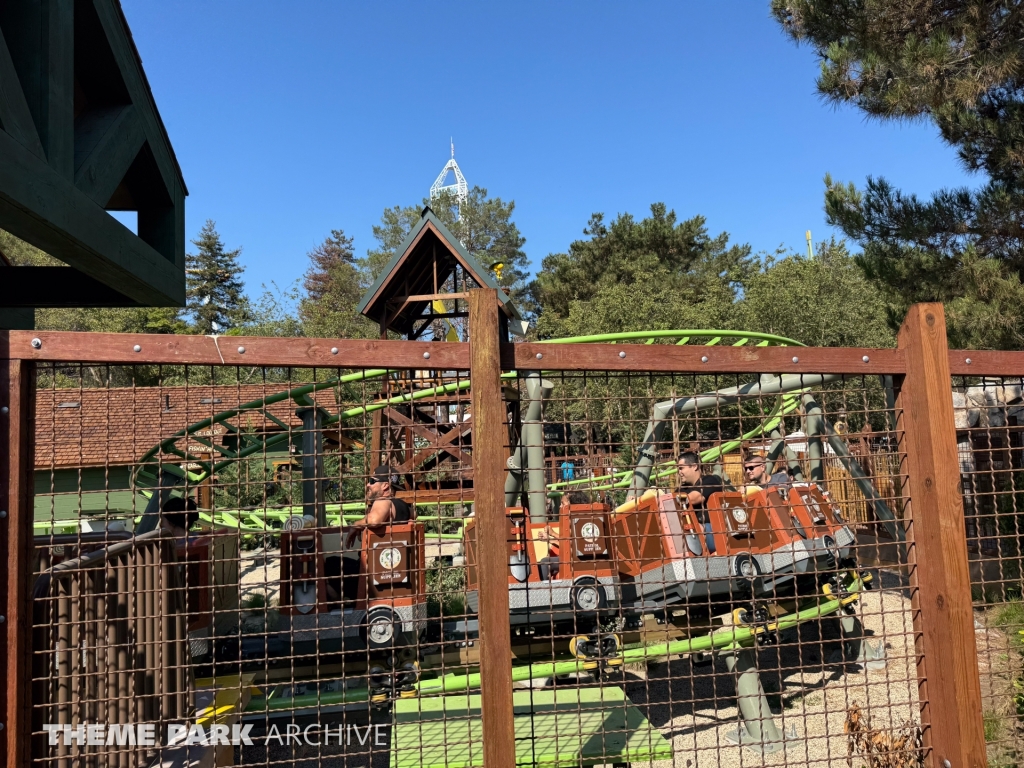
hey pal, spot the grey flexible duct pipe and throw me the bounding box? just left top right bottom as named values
left=761, top=378, right=802, bottom=479
left=765, top=428, right=803, bottom=480
left=802, top=394, right=825, bottom=483
left=503, top=375, right=553, bottom=520
left=524, top=374, right=552, bottom=523
left=626, top=373, right=840, bottom=499
left=800, top=394, right=904, bottom=545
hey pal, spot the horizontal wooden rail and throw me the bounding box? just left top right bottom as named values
left=507, top=343, right=906, bottom=374
left=8, top=330, right=1023, bottom=378
left=947, top=350, right=1024, bottom=376
left=1, top=331, right=470, bottom=368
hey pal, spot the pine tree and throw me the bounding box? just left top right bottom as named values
left=186, top=220, right=249, bottom=335
left=298, top=229, right=376, bottom=339
left=772, top=0, right=1024, bottom=348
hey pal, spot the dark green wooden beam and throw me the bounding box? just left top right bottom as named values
left=0, top=128, right=184, bottom=305
left=92, top=0, right=184, bottom=214
left=44, top=0, right=74, bottom=179
left=0, top=266, right=140, bottom=307
left=0, top=308, right=34, bottom=330
left=0, top=27, right=44, bottom=159
left=74, top=104, right=146, bottom=207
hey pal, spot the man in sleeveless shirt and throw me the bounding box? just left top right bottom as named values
left=344, top=465, right=414, bottom=547
left=326, top=466, right=414, bottom=603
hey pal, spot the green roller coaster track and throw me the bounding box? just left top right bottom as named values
left=245, top=571, right=866, bottom=712
left=37, top=330, right=807, bottom=537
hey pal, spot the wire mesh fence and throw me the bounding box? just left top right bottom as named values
left=952, top=374, right=1024, bottom=768
left=30, top=361, right=477, bottom=767
left=0, top=311, right=999, bottom=768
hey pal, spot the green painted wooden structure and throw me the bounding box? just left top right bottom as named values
left=389, top=687, right=673, bottom=768
left=0, top=0, right=186, bottom=328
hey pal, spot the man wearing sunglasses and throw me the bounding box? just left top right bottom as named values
left=676, top=452, right=723, bottom=554
left=325, top=466, right=415, bottom=603
left=742, top=452, right=790, bottom=494
left=344, top=465, right=414, bottom=548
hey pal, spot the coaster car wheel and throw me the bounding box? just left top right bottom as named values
left=571, top=577, right=607, bottom=615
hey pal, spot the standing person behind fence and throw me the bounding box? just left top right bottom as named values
left=676, top=452, right=724, bottom=554
left=160, top=496, right=199, bottom=538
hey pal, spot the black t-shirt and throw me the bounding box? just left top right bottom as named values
left=680, top=474, right=725, bottom=523
left=389, top=497, right=412, bottom=523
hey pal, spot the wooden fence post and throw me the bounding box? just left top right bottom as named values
left=468, top=290, right=516, bottom=768
left=1, top=342, right=35, bottom=767
left=897, top=304, right=985, bottom=768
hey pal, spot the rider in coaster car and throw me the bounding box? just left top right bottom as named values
left=325, top=466, right=414, bottom=603
left=676, top=452, right=724, bottom=554
left=741, top=448, right=792, bottom=496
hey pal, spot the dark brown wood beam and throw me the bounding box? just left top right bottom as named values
left=1, top=354, right=36, bottom=767
left=383, top=408, right=473, bottom=465
left=395, top=418, right=473, bottom=472
left=7, top=331, right=471, bottom=368
left=896, top=304, right=985, bottom=768
left=509, top=341, right=906, bottom=374
left=467, top=288, right=516, bottom=768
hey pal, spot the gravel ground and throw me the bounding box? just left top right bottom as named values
left=625, top=585, right=919, bottom=768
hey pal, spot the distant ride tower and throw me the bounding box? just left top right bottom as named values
left=429, top=140, right=469, bottom=218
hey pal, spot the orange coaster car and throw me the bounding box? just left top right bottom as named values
left=464, top=498, right=621, bottom=630
left=784, top=483, right=857, bottom=574
left=279, top=522, right=427, bottom=650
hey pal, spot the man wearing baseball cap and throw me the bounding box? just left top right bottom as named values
left=344, top=465, right=414, bottom=547
left=326, top=465, right=415, bottom=603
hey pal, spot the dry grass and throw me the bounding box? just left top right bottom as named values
left=844, top=703, right=922, bottom=768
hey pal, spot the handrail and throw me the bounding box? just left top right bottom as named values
left=33, top=529, right=168, bottom=599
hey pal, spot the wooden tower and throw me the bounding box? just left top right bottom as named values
left=357, top=206, right=525, bottom=503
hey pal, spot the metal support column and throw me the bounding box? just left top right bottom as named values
left=722, top=645, right=789, bottom=754
left=297, top=407, right=328, bottom=527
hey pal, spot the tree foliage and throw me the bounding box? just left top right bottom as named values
left=772, top=0, right=1024, bottom=348
left=298, top=230, right=376, bottom=339
left=186, top=220, right=249, bottom=335
left=741, top=238, right=894, bottom=348
left=529, top=203, right=752, bottom=338
left=1, top=229, right=187, bottom=334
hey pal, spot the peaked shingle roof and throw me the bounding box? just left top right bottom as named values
left=357, top=207, right=522, bottom=335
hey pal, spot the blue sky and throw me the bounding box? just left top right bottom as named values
left=123, top=1, right=975, bottom=299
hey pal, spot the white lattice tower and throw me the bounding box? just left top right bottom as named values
left=429, top=139, right=468, bottom=217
